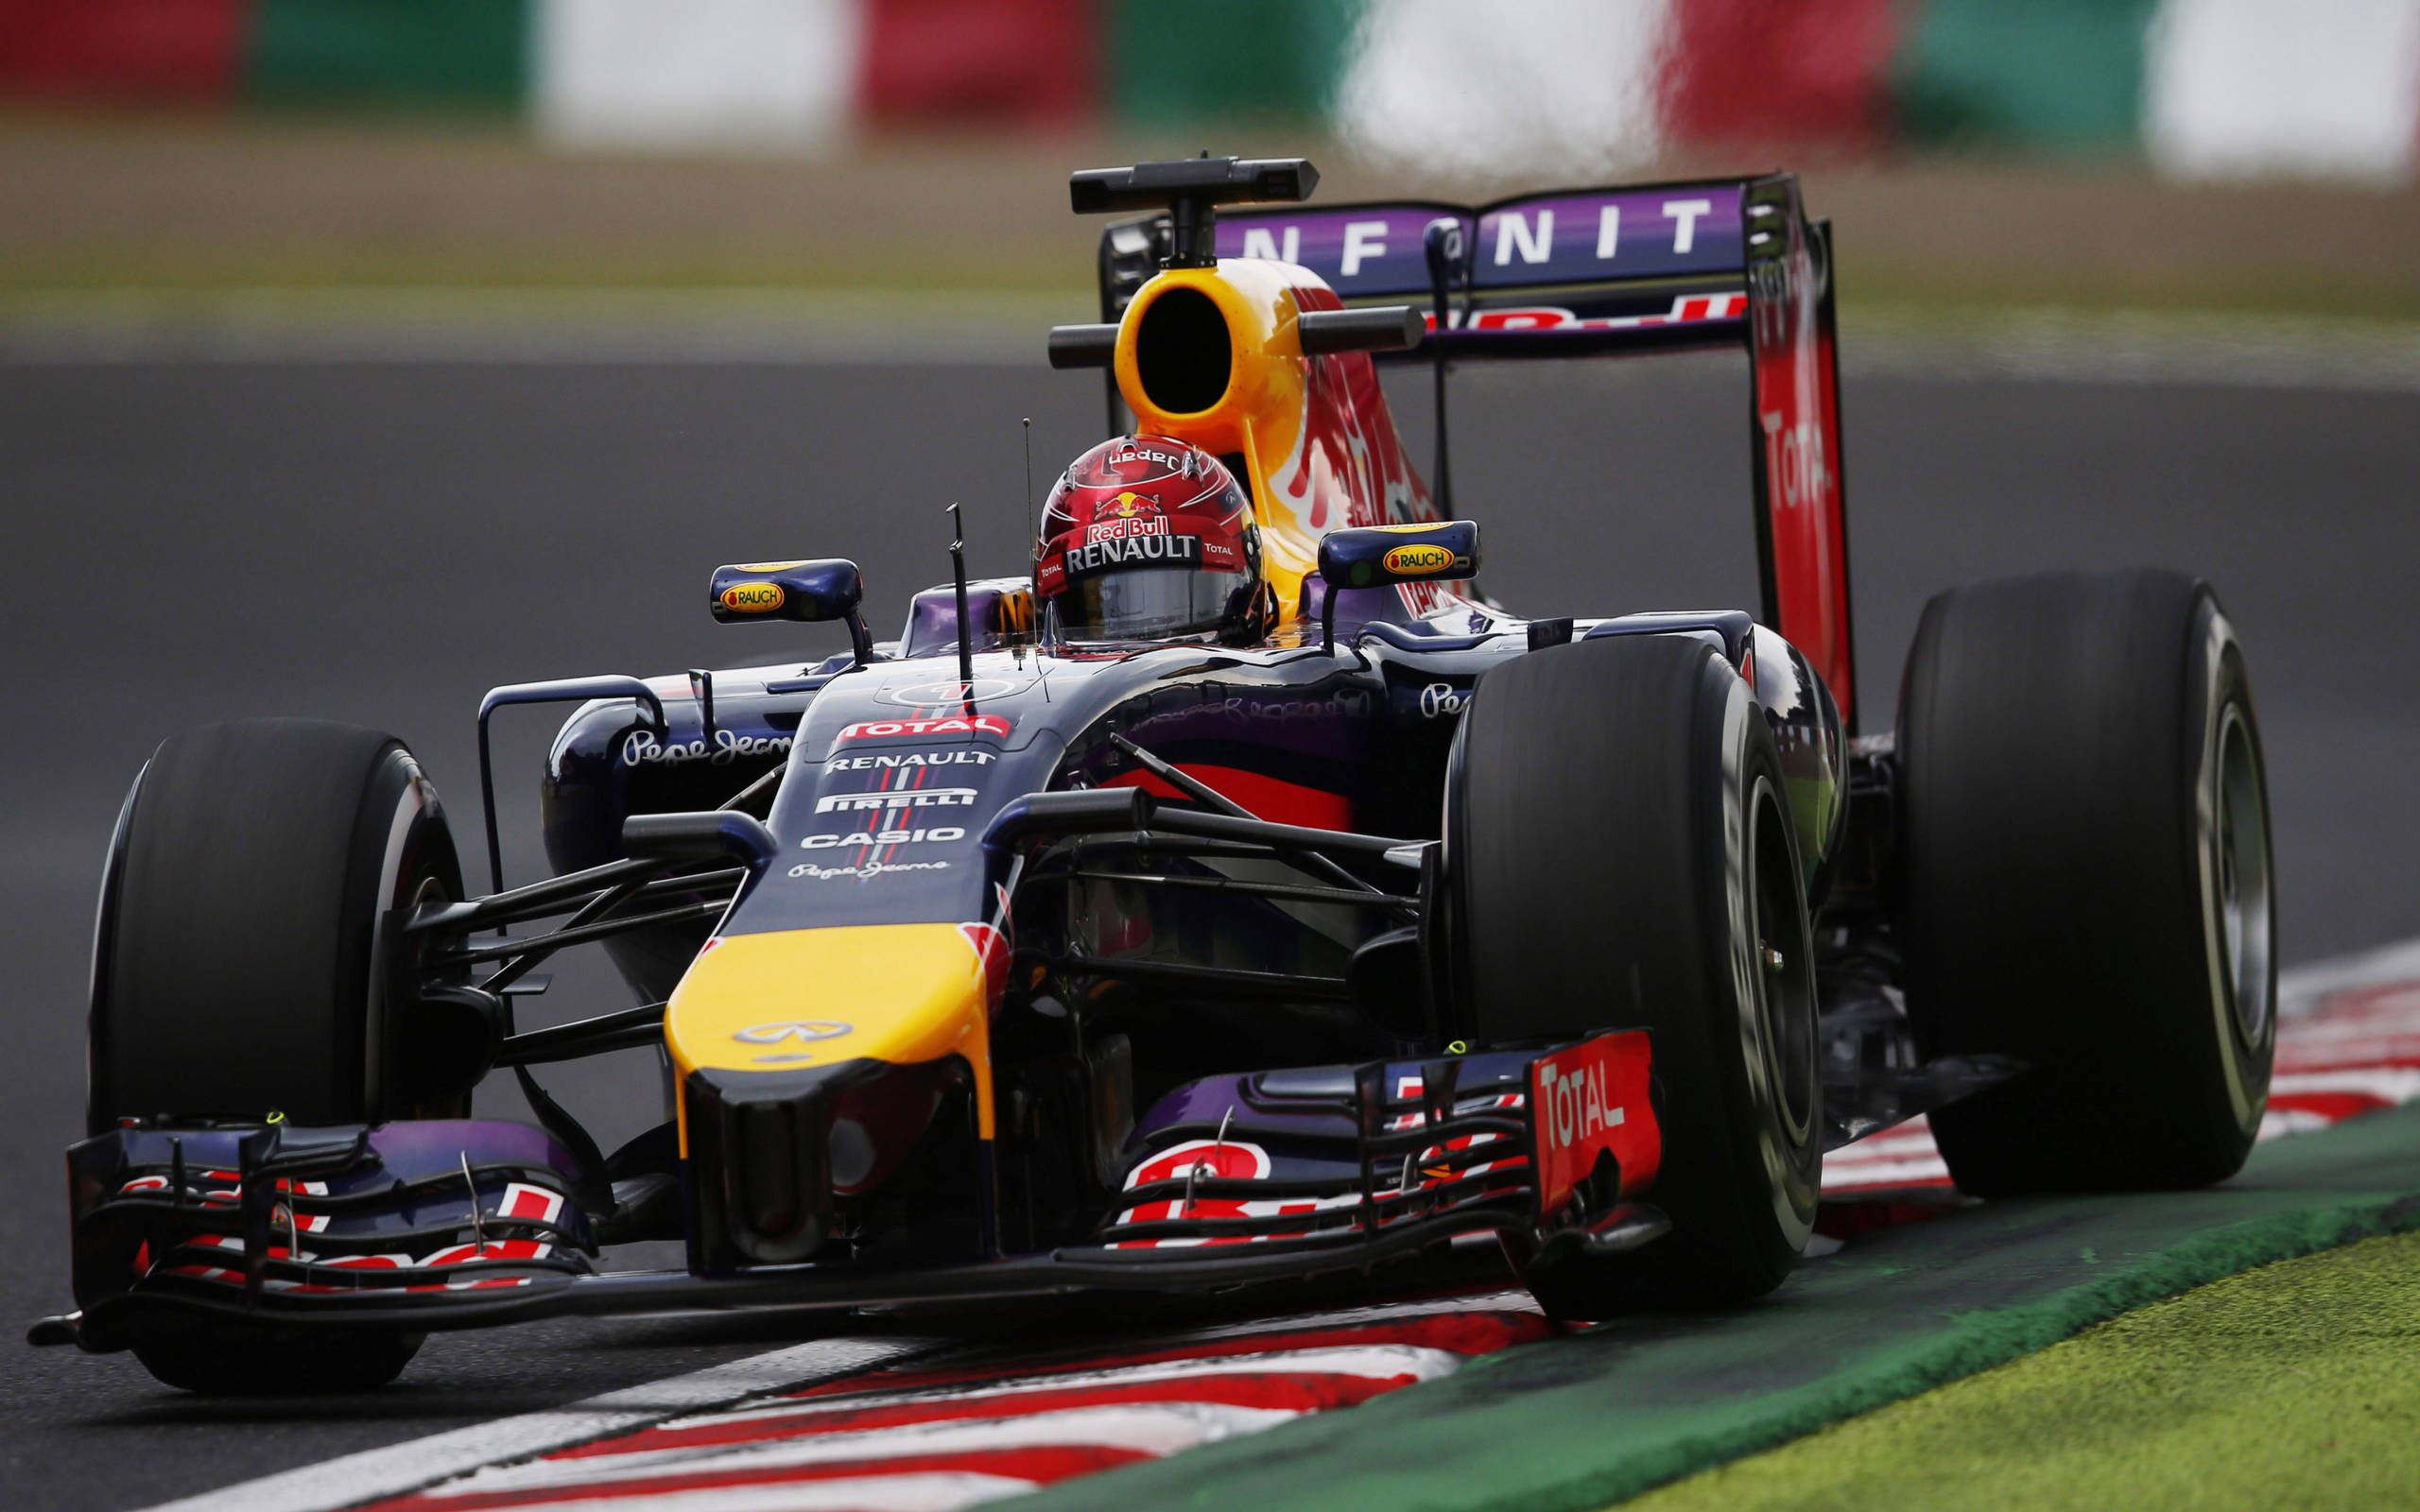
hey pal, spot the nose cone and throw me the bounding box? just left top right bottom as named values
left=666, top=924, right=1002, bottom=1268
left=667, top=924, right=1000, bottom=1125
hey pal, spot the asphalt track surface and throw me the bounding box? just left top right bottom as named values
left=2, top=347, right=2415, bottom=1510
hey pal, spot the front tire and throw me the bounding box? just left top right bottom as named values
left=128, top=1325, right=424, bottom=1395
left=87, top=718, right=460, bottom=1391
left=1447, top=635, right=1821, bottom=1315
left=90, top=719, right=461, bottom=1130
left=1897, top=570, right=2274, bottom=1194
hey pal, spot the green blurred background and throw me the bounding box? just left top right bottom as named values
left=3, top=0, right=2415, bottom=320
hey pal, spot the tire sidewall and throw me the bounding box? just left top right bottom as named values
left=2187, top=601, right=2274, bottom=1144
left=1703, top=679, right=1822, bottom=1264
left=357, top=749, right=461, bottom=1123
left=85, top=771, right=146, bottom=1136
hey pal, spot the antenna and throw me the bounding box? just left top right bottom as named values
left=947, top=502, right=974, bottom=690
left=1021, top=417, right=1037, bottom=559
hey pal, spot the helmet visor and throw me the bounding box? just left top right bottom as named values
left=1054, top=566, right=1249, bottom=642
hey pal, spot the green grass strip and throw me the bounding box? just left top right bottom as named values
left=1016, top=1100, right=2420, bottom=1512
left=1632, top=1228, right=2420, bottom=1510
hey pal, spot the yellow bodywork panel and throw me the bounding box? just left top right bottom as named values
left=1114, top=260, right=1319, bottom=616
left=666, top=922, right=995, bottom=1152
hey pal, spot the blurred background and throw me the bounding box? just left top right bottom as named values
left=2, top=2, right=2417, bottom=1444
left=2, top=0, right=2416, bottom=318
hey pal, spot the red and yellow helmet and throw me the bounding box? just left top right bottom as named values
left=1034, top=437, right=1271, bottom=644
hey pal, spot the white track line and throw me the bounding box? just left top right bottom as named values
left=0, top=292, right=1050, bottom=368
left=135, top=1336, right=931, bottom=1512
left=674, top=1342, right=1461, bottom=1433
left=1841, top=309, right=2420, bottom=394
left=2280, top=936, right=2420, bottom=1017
left=1123, top=1285, right=1539, bottom=1344
left=424, top=1400, right=1305, bottom=1501
left=2273, top=1067, right=2420, bottom=1102
left=428, top=1474, right=1041, bottom=1512
left=6, top=296, right=2417, bottom=391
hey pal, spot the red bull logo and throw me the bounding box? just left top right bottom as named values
left=1087, top=491, right=1170, bottom=545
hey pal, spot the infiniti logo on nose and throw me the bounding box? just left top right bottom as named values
left=732, top=1021, right=854, bottom=1044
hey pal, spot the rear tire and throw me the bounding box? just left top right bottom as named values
left=1897, top=570, right=2274, bottom=1194
left=1447, top=636, right=1821, bottom=1316
left=88, top=718, right=461, bottom=1391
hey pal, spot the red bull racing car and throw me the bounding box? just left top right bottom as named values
left=33, top=156, right=2277, bottom=1391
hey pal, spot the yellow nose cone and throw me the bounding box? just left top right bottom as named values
left=666, top=923, right=998, bottom=1151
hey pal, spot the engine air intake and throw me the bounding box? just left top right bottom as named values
left=1133, top=286, right=1233, bottom=415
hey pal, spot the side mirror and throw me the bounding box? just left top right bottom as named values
left=1316, top=521, right=1480, bottom=646
left=1317, top=520, right=1479, bottom=589
left=711, top=558, right=861, bottom=623
left=709, top=558, right=873, bottom=663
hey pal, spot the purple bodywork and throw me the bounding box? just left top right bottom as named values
left=1217, top=182, right=1747, bottom=298
left=65, top=1118, right=592, bottom=1316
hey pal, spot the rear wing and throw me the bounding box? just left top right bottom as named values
left=1096, top=174, right=1858, bottom=726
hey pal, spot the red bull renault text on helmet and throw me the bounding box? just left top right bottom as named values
left=1035, top=436, right=1272, bottom=644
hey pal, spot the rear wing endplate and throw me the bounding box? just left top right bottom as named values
left=1096, top=174, right=1858, bottom=726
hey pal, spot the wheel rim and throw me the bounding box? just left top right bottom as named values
left=1750, top=782, right=1819, bottom=1142
left=2215, top=701, right=2273, bottom=1047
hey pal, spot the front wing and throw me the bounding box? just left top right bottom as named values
left=37, top=1031, right=1665, bottom=1352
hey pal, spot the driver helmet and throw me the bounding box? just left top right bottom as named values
left=1035, top=436, right=1271, bottom=644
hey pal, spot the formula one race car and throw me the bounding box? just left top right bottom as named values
left=34, top=156, right=2277, bottom=1391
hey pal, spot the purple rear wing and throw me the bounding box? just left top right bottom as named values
left=1209, top=182, right=1751, bottom=357
left=1097, top=173, right=1858, bottom=728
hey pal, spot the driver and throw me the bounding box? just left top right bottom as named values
left=1034, top=436, right=1274, bottom=644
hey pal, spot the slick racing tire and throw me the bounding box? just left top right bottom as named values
left=1447, top=635, right=1822, bottom=1316
left=119, top=1323, right=425, bottom=1396
left=1897, top=570, right=2274, bottom=1194
left=88, top=719, right=462, bottom=1392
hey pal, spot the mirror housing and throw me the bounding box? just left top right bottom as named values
left=1316, top=521, right=1480, bottom=646
left=709, top=558, right=873, bottom=664
left=710, top=558, right=863, bottom=624
left=1318, top=520, right=1479, bottom=590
